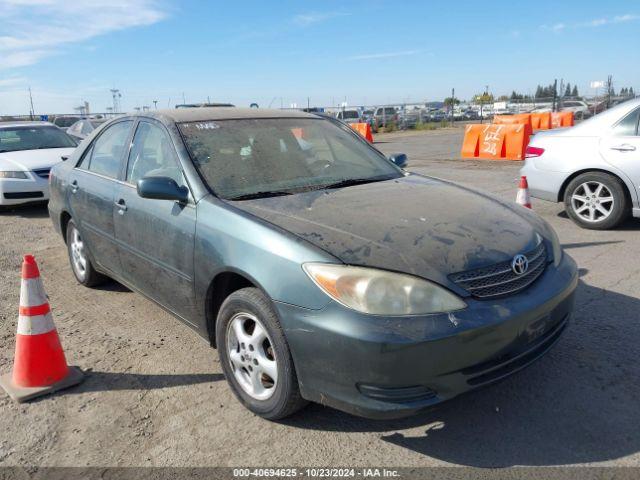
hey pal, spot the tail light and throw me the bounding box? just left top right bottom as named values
left=525, top=146, right=545, bottom=158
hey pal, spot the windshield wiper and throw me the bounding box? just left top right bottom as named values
left=227, top=190, right=294, bottom=201
left=320, top=177, right=391, bottom=190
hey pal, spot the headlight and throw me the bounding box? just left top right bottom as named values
left=303, top=263, right=466, bottom=315
left=0, top=171, right=28, bottom=179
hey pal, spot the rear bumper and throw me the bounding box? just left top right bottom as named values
left=519, top=161, right=567, bottom=203
left=275, top=253, right=578, bottom=419
left=0, top=176, right=49, bottom=206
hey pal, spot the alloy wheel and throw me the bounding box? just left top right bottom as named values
left=570, top=181, right=614, bottom=223
left=70, top=227, right=88, bottom=279
left=226, top=312, right=278, bottom=401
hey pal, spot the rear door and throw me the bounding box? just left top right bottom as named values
left=113, top=119, right=197, bottom=322
left=600, top=106, right=640, bottom=203
left=67, top=120, right=134, bottom=276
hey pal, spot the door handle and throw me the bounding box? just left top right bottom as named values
left=610, top=144, right=636, bottom=152
left=70, top=180, right=79, bottom=193
left=115, top=199, right=127, bottom=213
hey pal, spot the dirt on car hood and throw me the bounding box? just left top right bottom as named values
left=229, top=174, right=541, bottom=287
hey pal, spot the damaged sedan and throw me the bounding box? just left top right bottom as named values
left=48, top=108, right=577, bottom=419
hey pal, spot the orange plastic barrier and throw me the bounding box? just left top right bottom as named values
left=551, top=111, right=575, bottom=128
left=494, top=113, right=532, bottom=131
left=460, top=124, right=485, bottom=158
left=461, top=123, right=530, bottom=161
left=350, top=123, right=374, bottom=142
left=531, top=112, right=552, bottom=130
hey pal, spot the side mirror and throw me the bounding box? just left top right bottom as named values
left=388, top=153, right=408, bottom=168
left=137, top=176, right=189, bottom=203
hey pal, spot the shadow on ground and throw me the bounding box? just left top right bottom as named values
left=284, top=280, right=640, bottom=467
left=0, top=203, right=49, bottom=219
left=66, top=371, right=224, bottom=395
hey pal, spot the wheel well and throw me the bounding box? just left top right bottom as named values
left=558, top=168, right=633, bottom=206
left=60, top=211, right=72, bottom=244
left=205, top=272, right=255, bottom=348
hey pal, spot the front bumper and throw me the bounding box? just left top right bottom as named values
left=275, top=253, right=578, bottom=419
left=0, top=175, right=49, bottom=206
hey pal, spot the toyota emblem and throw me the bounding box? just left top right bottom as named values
left=511, top=254, right=529, bottom=275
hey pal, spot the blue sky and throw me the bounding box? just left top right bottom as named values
left=0, top=0, right=638, bottom=114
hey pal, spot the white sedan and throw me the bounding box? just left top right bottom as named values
left=521, top=98, right=640, bottom=229
left=0, top=122, right=77, bottom=207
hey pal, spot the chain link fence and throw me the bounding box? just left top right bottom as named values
left=2, top=93, right=637, bottom=132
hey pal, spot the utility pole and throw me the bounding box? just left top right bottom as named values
left=307, top=97, right=310, bottom=110
left=182, top=92, right=186, bottom=104
left=552, top=79, right=558, bottom=112
left=110, top=89, right=121, bottom=113
left=606, top=74, right=613, bottom=108
left=28, top=87, right=35, bottom=120
left=153, top=100, right=158, bottom=110
left=450, top=87, right=455, bottom=126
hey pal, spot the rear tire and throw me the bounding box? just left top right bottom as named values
left=216, top=287, right=307, bottom=420
left=66, top=219, right=106, bottom=287
left=563, top=172, right=629, bottom=230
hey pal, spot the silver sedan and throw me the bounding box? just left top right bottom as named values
left=521, top=98, right=640, bottom=229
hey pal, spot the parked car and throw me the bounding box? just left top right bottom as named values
left=49, top=108, right=576, bottom=420
left=398, top=109, right=420, bottom=129
left=372, top=106, right=398, bottom=130
left=66, top=118, right=107, bottom=142
left=335, top=109, right=362, bottom=124
left=0, top=122, right=76, bottom=207
left=53, top=115, right=81, bottom=130
left=560, top=100, right=589, bottom=116
left=521, top=98, right=640, bottom=229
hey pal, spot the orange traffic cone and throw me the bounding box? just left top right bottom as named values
left=0, top=255, right=83, bottom=402
left=516, top=176, right=532, bottom=209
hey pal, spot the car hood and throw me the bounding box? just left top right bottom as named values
left=0, top=148, right=76, bottom=171
left=228, top=174, right=542, bottom=287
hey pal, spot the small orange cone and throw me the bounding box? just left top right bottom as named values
left=0, top=255, right=83, bottom=402
left=516, top=176, right=532, bottom=209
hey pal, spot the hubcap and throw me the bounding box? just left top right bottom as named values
left=226, top=312, right=278, bottom=401
left=571, top=181, right=614, bottom=223
left=70, top=227, right=88, bottom=278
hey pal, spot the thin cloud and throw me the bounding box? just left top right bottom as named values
left=347, top=50, right=420, bottom=61
left=0, top=0, right=169, bottom=69
left=542, top=13, right=639, bottom=32
left=292, top=11, right=349, bottom=27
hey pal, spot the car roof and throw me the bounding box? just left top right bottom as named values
left=0, top=121, right=54, bottom=129
left=134, top=107, right=318, bottom=123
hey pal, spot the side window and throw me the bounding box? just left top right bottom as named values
left=126, top=122, right=184, bottom=185
left=86, top=121, right=133, bottom=178
left=613, top=108, right=640, bottom=136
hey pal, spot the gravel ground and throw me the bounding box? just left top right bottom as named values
left=0, top=127, right=639, bottom=468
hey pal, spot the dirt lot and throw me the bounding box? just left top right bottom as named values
left=1, top=127, right=639, bottom=468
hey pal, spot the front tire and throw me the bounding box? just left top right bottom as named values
left=66, top=219, right=106, bottom=287
left=216, top=287, right=307, bottom=420
left=563, top=172, right=629, bottom=230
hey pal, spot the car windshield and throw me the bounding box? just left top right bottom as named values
left=179, top=118, right=401, bottom=200
left=0, top=126, right=76, bottom=153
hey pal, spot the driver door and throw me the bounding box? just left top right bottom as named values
left=600, top=106, right=640, bottom=204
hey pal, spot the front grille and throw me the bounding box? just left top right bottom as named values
left=3, top=191, right=44, bottom=199
left=33, top=168, right=51, bottom=179
left=450, top=242, right=548, bottom=299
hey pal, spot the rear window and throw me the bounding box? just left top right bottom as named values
left=342, top=111, right=359, bottom=119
